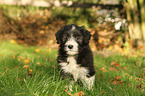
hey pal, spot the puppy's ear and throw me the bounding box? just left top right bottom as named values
left=55, top=30, right=62, bottom=44
left=81, top=26, right=91, bottom=45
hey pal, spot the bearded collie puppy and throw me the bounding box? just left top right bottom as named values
left=55, top=24, right=95, bottom=90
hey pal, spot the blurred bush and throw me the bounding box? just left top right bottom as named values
left=0, top=3, right=126, bottom=49
left=0, top=5, right=65, bottom=45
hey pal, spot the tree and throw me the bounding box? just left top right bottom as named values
left=124, top=0, right=145, bottom=47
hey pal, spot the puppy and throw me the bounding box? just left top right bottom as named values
left=55, top=24, right=95, bottom=90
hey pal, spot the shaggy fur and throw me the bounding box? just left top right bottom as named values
left=55, top=24, right=95, bottom=90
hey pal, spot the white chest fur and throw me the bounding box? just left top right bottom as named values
left=60, top=56, right=88, bottom=81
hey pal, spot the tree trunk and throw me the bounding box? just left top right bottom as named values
left=139, top=0, right=145, bottom=43
left=124, top=0, right=145, bottom=47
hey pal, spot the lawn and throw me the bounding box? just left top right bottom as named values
left=0, top=41, right=145, bottom=96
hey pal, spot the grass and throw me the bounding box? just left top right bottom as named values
left=0, top=41, right=145, bottom=96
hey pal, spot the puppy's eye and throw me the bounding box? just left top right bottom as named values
left=76, top=37, right=80, bottom=40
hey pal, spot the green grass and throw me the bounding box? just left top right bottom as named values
left=0, top=41, right=145, bottom=96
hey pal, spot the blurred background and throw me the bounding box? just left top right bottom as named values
left=0, top=0, right=145, bottom=52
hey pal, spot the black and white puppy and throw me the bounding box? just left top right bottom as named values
left=55, top=24, right=95, bottom=90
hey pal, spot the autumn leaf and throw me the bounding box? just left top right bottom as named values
left=18, top=56, right=23, bottom=61
left=133, top=54, right=137, bottom=58
left=136, top=84, right=142, bottom=89
left=36, top=62, right=41, bottom=65
left=52, top=65, right=54, bottom=68
left=40, top=30, right=45, bottom=34
left=74, top=91, right=84, bottom=96
left=35, top=49, right=40, bottom=53
left=99, top=67, right=107, bottom=72
left=64, top=90, right=84, bottom=96
left=23, top=59, right=30, bottom=64
left=48, top=48, right=51, bottom=51
left=28, top=70, right=33, bottom=77
left=13, top=55, right=16, bottom=59
left=5, top=67, right=10, bottom=70
left=18, top=58, right=21, bottom=61
left=45, top=26, right=49, bottom=29
left=23, top=65, right=29, bottom=69
left=98, top=39, right=103, bottom=43
left=109, top=46, right=113, bottom=50
left=110, top=67, right=117, bottom=71
left=136, top=77, right=143, bottom=81
left=123, top=67, right=127, bottom=70
left=110, top=76, right=125, bottom=85
left=112, top=81, right=117, bottom=85
left=99, top=73, right=103, bottom=79
left=64, top=90, right=73, bottom=96
left=29, top=69, right=32, bottom=72
left=18, top=77, right=22, bottom=81
left=142, top=73, right=144, bottom=78
left=115, top=76, right=120, bottom=81
left=10, top=40, right=17, bottom=44
left=15, top=65, right=18, bottom=68
left=111, top=61, right=120, bottom=67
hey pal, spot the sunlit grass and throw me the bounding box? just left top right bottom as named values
left=0, top=41, right=145, bottom=96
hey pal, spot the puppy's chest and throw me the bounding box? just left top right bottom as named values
left=60, top=56, right=88, bottom=77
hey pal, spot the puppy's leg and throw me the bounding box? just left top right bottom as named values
left=81, top=75, right=95, bottom=90
left=65, top=81, right=74, bottom=92
left=59, top=63, right=74, bottom=92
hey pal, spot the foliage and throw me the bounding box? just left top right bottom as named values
left=0, top=42, right=145, bottom=95
left=0, top=4, right=125, bottom=49
left=0, top=5, right=65, bottom=45
left=0, top=0, right=144, bottom=49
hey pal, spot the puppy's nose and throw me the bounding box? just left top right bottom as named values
left=68, top=45, right=73, bottom=49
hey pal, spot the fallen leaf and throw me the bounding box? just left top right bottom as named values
left=18, top=58, right=21, bottom=61
left=36, top=62, right=41, bottom=65
left=74, top=91, right=84, bottom=96
left=52, top=65, right=54, bottom=68
left=29, top=69, right=32, bottom=72
left=35, top=49, right=40, bottom=53
left=28, top=71, right=33, bottom=77
left=64, top=90, right=73, bottom=96
left=111, top=76, right=125, bottom=85
left=136, top=77, right=143, bottom=81
left=142, top=73, right=144, bottom=78
left=23, top=65, right=29, bottom=69
left=123, top=67, right=127, bottom=70
left=112, top=81, right=117, bottom=85
left=99, top=73, right=103, bottom=79
left=15, top=65, right=18, bottom=68
left=10, top=40, right=17, bottom=44
left=136, top=84, right=142, bottom=89
left=45, top=26, right=49, bottom=29
left=18, top=78, right=22, bottom=80
left=108, top=77, right=111, bottom=82
left=23, top=59, right=30, bottom=64
left=99, top=67, right=107, bottom=72
left=13, top=55, right=15, bottom=59
left=110, top=67, right=116, bottom=71
left=64, top=90, right=84, bottom=96
left=40, top=30, right=45, bottom=34
left=5, top=67, right=10, bottom=70
left=133, top=55, right=137, bottom=58
left=115, top=76, right=120, bottom=81
left=111, top=61, right=120, bottom=67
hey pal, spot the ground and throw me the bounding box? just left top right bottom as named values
left=0, top=41, right=145, bottom=96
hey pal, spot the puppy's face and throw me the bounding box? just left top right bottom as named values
left=56, top=24, right=91, bottom=55
left=63, top=26, right=83, bottom=55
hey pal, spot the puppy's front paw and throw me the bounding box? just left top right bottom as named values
left=65, top=81, right=75, bottom=92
